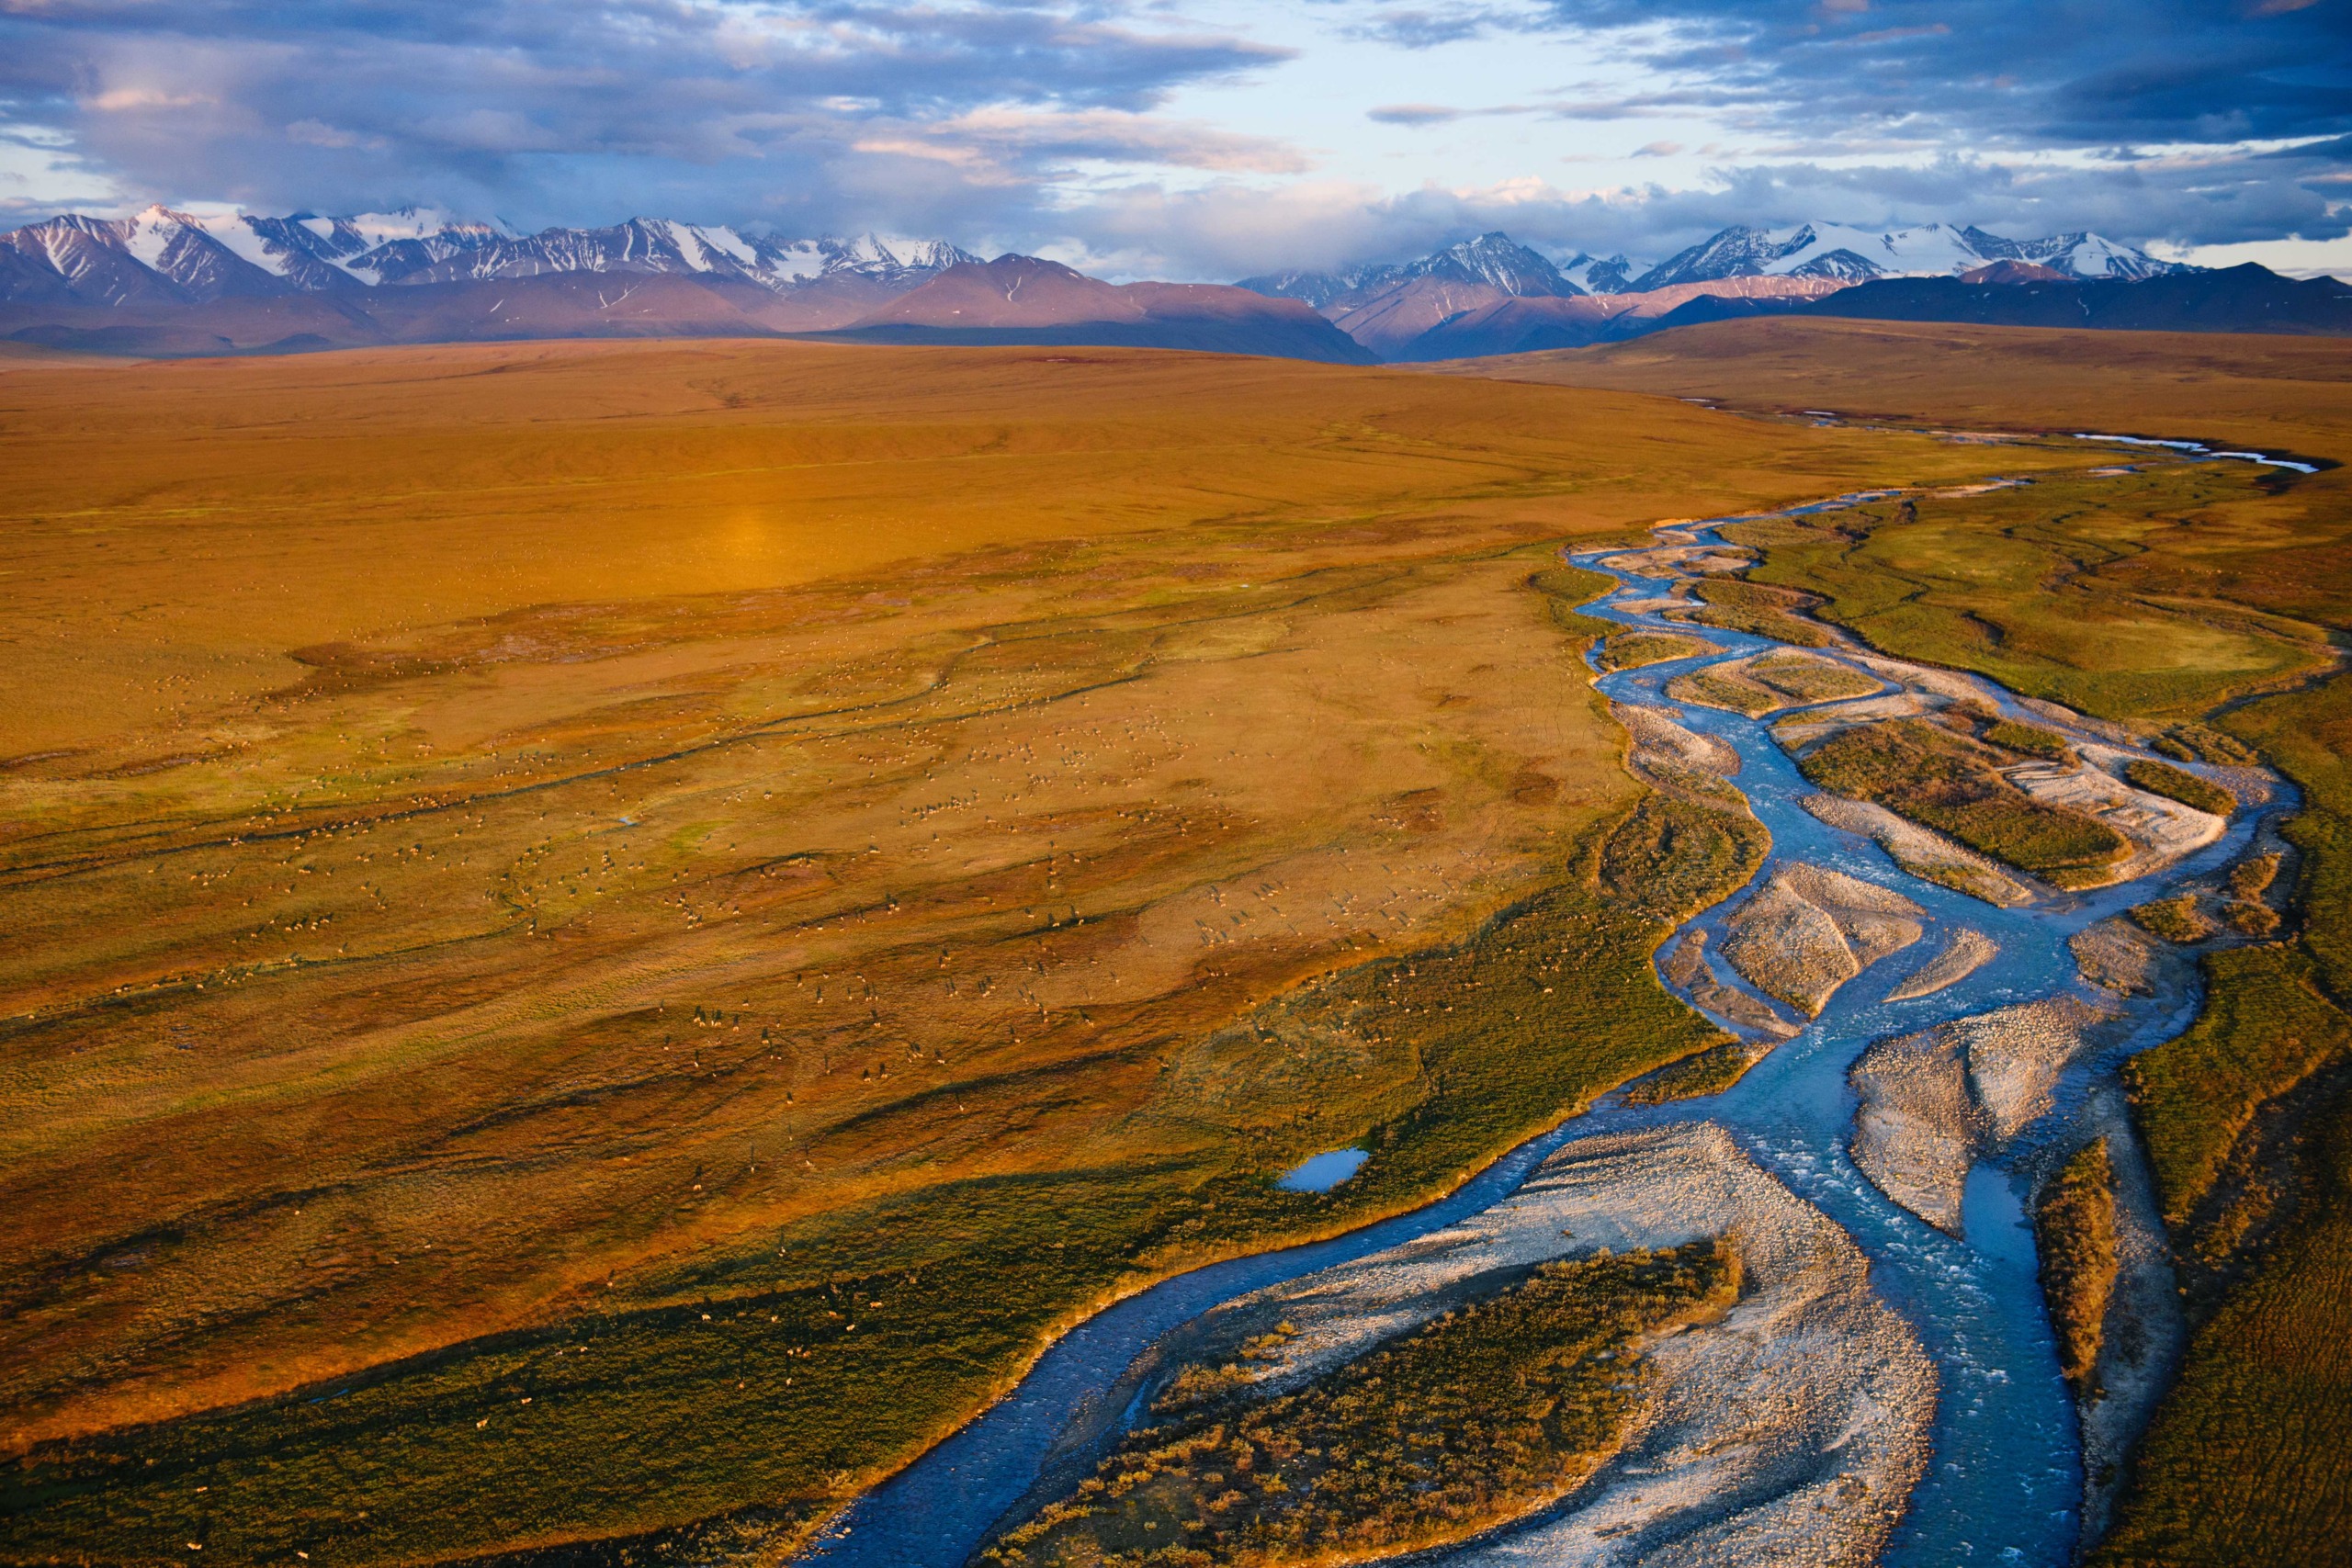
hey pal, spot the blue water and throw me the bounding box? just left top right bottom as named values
left=798, top=465, right=2289, bottom=1568
left=1275, top=1147, right=1370, bottom=1191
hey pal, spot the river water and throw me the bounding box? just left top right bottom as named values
left=798, top=460, right=2290, bottom=1568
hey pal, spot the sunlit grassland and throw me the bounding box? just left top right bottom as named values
left=0, top=340, right=2048, bottom=1566
left=2092, top=1079, right=2352, bottom=1566
left=1721, top=466, right=2334, bottom=721
left=0, top=581, right=1763, bottom=1566
left=0, top=337, right=2022, bottom=760
left=1449, top=321, right=2352, bottom=1564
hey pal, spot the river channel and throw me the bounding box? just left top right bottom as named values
left=798, top=446, right=2301, bottom=1568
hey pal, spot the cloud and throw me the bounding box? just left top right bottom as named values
left=1532, top=0, right=2352, bottom=150
left=1340, top=6, right=1526, bottom=50
left=0, top=1, right=1293, bottom=231
left=1037, top=140, right=2352, bottom=282
left=1368, top=101, right=1545, bottom=126
left=0, top=0, right=2343, bottom=275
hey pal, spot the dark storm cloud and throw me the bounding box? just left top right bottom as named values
left=0, top=0, right=1289, bottom=231
left=1536, top=0, right=2352, bottom=148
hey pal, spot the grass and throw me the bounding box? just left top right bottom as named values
left=1797, top=717, right=2130, bottom=885
left=2223, top=854, right=2286, bottom=938
left=1681, top=579, right=1835, bottom=648
left=2131, top=896, right=2215, bottom=945
left=2125, top=759, right=2237, bottom=818
left=1747, top=651, right=1881, bottom=704
left=2156, top=724, right=2259, bottom=769
left=2036, top=1138, right=2119, bottom=1391
left=1710, top=466, right=2335, bottom=725
left=1621, top=1043, right=1760, bottom=1104
left=2091, top=1084, right=2352, bottom=1567
left=979, top=1241, right=1738, bottom=1568
left=1984, top=719, right=2076, bottom=762
left=2233, top=853, right=2282, bottom=901
left=1595, top=631, right=1716, bottom=671
left=2123, top=945, right=2352, bottom=1248
left=1666, top=668, right=1781, bottom=717
left=1668, top=653, right=1877, bottom=718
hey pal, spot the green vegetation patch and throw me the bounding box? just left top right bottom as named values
left=1984, top=719, right=2076, bottom=762
left=2232, top=853, right=2282, bottom=901
left=1722, top=464, right=2333, bottom=721
left=982, top=1241, right=1739, bottom=1568
left=2156, top=722, right=2259, bottom=769
left=1622, top=1042, right=1759, bottom=1104
left=2222, top=850, right=2284, bottom=933
left=1797, top=717, right=2130, bottom=886
left=2093, top=1081, right=2352, bottom=1568
left=1747, top=651, right=1882, bottom=705
left=2132, top=896, right=2216, bottom=945
left=1683, top=580, right=1835, bottom=648
left=1668, top=653, right=1877, bottom=719
left=2125, top=758, right=2236, bottom=818
left=2124, top=944, right=2352, bottom=1235
left=1667, top=667, right=1781, bottom=718
left=1596, top=631, right=1717, bottom=671
left=2036, top=1138, right=2119, bottom=1391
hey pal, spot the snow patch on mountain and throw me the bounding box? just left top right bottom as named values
left=0, top=207, right=982, bottom=307
left=1561, top=253, right=1640, bottom=295
left=1632, top=221, right=2187, bottom=291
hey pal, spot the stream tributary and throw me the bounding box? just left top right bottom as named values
left=797, top=454, right=2299, bottom=1568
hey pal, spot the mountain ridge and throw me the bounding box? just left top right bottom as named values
left=0, top=204, right=982, bottom=308
left=1, top=207, right=2336, bottom=364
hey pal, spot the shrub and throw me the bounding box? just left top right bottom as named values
left=2036, top=1139, right=2119, bottom=1390
left=1984, top=719, right=2076, bottom=762
left=2132, top=896, right=2214, bottom=945
left=2125, top=758, right=2235, bottom=818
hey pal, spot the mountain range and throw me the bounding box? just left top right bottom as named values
left=1232, top=224, right=2215, bottom=358
left=0, top=205, right=1364, bottom=361
left=0, top=207, right=2338, bottom=363
left=0, top=205, right=979, bottom=305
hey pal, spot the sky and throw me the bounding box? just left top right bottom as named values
left=2, top=0, right=2348, bottom=279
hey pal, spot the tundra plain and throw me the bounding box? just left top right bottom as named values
left=5, top=327, right=2346, bottom=1567
left=0, top=341, right=2061, bottom=1565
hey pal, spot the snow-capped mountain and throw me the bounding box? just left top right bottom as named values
left=1628, top=222, right=2186, bottom=292
left=1560, top=253, right=1638, bottom=295
left=1402, top=231, right=1579, bottom=297
left=1238, top=231, right=1583, bottom=310
left=0, top=205, right=979, bottom=306
left=1226, top=222, right=2205, bottom=358
left=1955, top=229, right=2179, bottom=281
left=356, top=220, right=978, bottom=290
